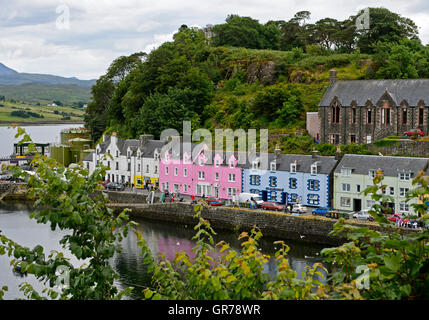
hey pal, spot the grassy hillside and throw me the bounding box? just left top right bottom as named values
left=0, top=82, right=91, bottom=105
left=0, top=99, right=84, bottom=123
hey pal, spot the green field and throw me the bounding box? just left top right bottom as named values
left=0, top=82, right=91, bottom=105
left=0, top=100, right=84, bottom=123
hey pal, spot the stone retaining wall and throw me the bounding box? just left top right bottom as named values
left=108, top=203, right=405, bottom=246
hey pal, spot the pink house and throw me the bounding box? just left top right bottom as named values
left=159, top=143, right=242, bottom=200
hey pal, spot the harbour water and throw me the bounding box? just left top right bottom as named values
left=0, top=201, right=328, bottom=300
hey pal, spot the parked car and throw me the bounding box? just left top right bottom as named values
left=291, top=204, right=307, bottom=214
left=352, top=210, right=374, bottom=221
left=260, top=201, right=285, bottom=211
left=106, top=182, right=125, bottom=191
left=312, top=207, right=331, bottom=216
left=404, top=128, right=424, bottom=137
left=205, top=198, right=223, bottom=206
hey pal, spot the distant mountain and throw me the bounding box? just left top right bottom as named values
left=0, top=62, right=96, bottom=87
left=0, top=62, right=18, bottom=76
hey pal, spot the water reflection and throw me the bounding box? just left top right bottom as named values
left=113, top=216, right=330, bottom=299
left=0, top=202, right=331, bottom=300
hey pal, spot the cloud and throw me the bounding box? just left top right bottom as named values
left=0, top=0, right=428, bottom=80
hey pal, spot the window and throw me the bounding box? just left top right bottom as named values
left=165, top=166, right=169, bottom=175
left=419, top=108, right=424, bottom=126
left=367, top=108, right=372, bottom=124
left=229, top=161, right=234, bottom=168
left=341, top=197, right=351, bottom=207
left=250, top=175, right=260, bottom=185
left=252, top=161, right=259, bottom=169
left=381, top=108, right=391, bottom=125
left=399, top=173, right=411, bottom=181
left=116, top=150, right=119, bottom=157
left=228, top=187, right=236, bottom=197
left=351, top=107, right=357, bottom=124
left=154, top=165, right=158, bottom=174
left=290, top=194, right=298, bottom=203
left=183, top=168, right=188, bottom=177
left=342, top=183, right=351, bottom=192
left=183, top=184, right=188, bottom=193
left=215, top=172, right=219, bottom=181
left=199, top=158, right=204, bottom=166
left=399, top=202, right=409, bottom=213
left=289, top=178, right=297, bottom=189
left=107, top=161, right=110, bottom=168
left=269, top=176, right=277, bottom=187
left=341, top=168, right=352, bottom=177
left=350, top=135, right=356, bottom=144
left=137, top=164, right=141, bottom=172
left=308, top=180, right=319, bottom=191
left=308, top=194, right=320, bottom=205
left=290, top=163, right=297, bottom=173
left=402, top=108, right=407, bottom=125
left=331, top=134, right=340, bottom=145
left=146, top=165, right=149, bottom=173
left=399, top=188, right=409, bottom=197
left=369, top=170, right=377, bottom=178
left=116, top=162, right=119, bottom=170
left=174, top=167, right=178, bottom=176
left=128, top=163, right=131, bottom=171
left=215, top=159, right=220, bottom=167
left=228, top=173, right=236, bottom=182
left=311, top=164, right=318, bottom=175
left=331, top=104, right=340, bottom=124
left=270, top=162, right=276, bottom=171
left=198, top=171, right=205, bottom=180
left=389, top=187, right=394, bottom=195
left=269, top=191, right=277, bottom=201
left=174, top=184, right=179, bottom=193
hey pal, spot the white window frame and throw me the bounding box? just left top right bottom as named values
left=342, top=183, right=351, bottom=192
left=174, top=167, right=178, bottom=176
left=198, top=171, right=205, bottom=180
left=228, top=173, right=236, bottom=182
left=165, top=166, right=169, bottom=175
left=341, top=168, right=351, bottom=177
left=340, top=197, right=351, bottom=207
left=290, top=163, right=297, bottom=173
left=311, top=164, right=318, bottom=175
left=183, top=168, right=188, bottom=177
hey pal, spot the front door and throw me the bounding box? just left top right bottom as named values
left=261, top=190, right=268, bottom=202
left=353, top=199, right=362, bottom=212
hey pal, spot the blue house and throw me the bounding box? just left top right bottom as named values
left=242, top=149, right=339, bottom=208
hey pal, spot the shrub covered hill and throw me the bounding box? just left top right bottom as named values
left=85, top=7, right=429, bottom=155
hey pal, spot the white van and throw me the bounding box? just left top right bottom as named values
left=237, top=193, right=263, bottom=205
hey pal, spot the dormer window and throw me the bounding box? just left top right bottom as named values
left=270, top=162, right=276, bottom=171
left=399, top=172, right=411, bottom=181
left=369, top=170, right=377, bottom=178
left=311, top=163, right=318, bottom=175
left=290, top=162, right=297, bottom=173
left=341, top=168, right=351, bottom=177
left=253, top=160, right=260, bottom=170
left=199, top=158, right=204, bottom=166
left=229, top=161, right=234, bottom=168
left=215, top=159, right=220, bottom=167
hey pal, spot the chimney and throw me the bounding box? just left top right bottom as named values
left=275, top=144, right=281, bottom=162
left=312, top=149, right=320, bottom=160
left=329, top=69, right=337, bottom=85
left=139, top=134, right=154, bottom=146
left=335, top=145, right=343, bottom=161
left=111, top=132, right=118, bottom=145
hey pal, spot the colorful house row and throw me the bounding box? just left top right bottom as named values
left=83, top=134, right=429, bottom=215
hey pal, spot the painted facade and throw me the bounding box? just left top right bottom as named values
left=242, top=150, right=338, bottom=208
left=158, top=142, right=242, bottom=200
left=333, top=154, right=429, bottom=215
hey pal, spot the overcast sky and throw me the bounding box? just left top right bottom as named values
left=1, top=0, right=428, bottom=80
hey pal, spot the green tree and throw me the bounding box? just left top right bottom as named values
left=0, top=128, right=135, bottom=300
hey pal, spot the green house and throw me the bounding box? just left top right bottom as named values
left=333, top=154, right=429, bottom=216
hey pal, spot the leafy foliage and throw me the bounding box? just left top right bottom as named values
left=0, top=127, right=136, bottom=300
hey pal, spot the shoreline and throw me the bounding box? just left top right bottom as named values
left=0, top=120, right=85, bottom=127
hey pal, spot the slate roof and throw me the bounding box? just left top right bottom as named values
left=319, top=79, right=429, bottom=107
left=83, top=152, right=94, bottom=162
left=335, top=154, right=429, bottom=177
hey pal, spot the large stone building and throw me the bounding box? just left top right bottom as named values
left=318, top=70, right=429, bottom=145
